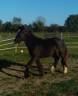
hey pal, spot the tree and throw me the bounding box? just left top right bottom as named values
left=50, top=24, right=60, bottom=32
left=32, top=16, right=46, bottom=32
left=0, top=20, right=2, bottom=25
left=11, top=17, right=22, bottom=32
left=2, top=21, right=12, bottom=32
left=64, top=14, right=78, bottom=32
left=12, top=17, right=22, bottom=25
left=0, top=20, right=3, bottom=32
left=11, top=24, right=20, bottom=32
left=28, top=24, right=33, bottom=32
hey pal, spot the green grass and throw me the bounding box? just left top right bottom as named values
left=47, top=79, right=78, bottom=96
left=0, top=32, right=78, bottom=96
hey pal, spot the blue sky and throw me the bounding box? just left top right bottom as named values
left=0, top=0, right=78, bottom=25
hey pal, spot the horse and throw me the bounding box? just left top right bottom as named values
left=14, top=25, right=68, bottom=78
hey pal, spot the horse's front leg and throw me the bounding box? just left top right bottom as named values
left=24, top=57, right=34, bottom=78
left=51, top=56, right=59, bottom=73
left=36, top=59, right=44, bottom=76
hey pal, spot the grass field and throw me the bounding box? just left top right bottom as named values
left=0, top=32, right=78, bottom=96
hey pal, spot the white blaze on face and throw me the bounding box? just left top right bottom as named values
left=64, top=67, right=68, bottom=74
left=51, top=66, right=55, bottom=73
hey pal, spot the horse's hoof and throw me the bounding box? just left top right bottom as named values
left=51, top=66, right=55, bottom=73
left=24, top=76, right=29, bottom=79
left=24, top=72, right=30, bottom=79
left=64, top=67, right=68, bottom=74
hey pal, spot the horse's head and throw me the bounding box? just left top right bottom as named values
left=14, top=25, right=32, bottom=52
left=14, top=25, right=31, bottom=44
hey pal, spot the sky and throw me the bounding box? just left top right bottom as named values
left=0, top=0, right=78, bottom=25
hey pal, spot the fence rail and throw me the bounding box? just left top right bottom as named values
left=0, top=34, right=78, bottom=51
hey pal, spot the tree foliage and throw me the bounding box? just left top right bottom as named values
left=49, top=24, right=60, bottom=32
left=65, top=15, right=78, bottom=32
left=32, top=16, right=45, bottom=32
left=0, top=15, right=78, bottom=33
left=12, top=17, right=22, bottom=25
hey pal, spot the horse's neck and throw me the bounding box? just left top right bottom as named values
left=24, top=33, right=36, bottom=51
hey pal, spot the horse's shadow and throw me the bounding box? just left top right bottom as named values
left=0, top=59, right=25, bottom=79
left=0, top=59, right=48, bottom=79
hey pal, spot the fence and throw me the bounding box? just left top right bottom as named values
left=0, top=32, right=78, bottom=51
left=44, top=32, right=78, bottom=48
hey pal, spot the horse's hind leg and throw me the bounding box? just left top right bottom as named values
left=36, top=59, right=43, bottom=76
left=51, top=56, right=59, bottom=73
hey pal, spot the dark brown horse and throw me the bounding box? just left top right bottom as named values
left=14, top=25, right=68, bottom=78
